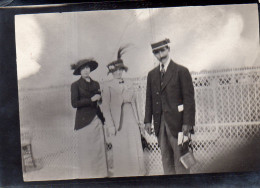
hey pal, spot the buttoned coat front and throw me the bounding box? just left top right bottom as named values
left=71, top=77, right=104, bottom=130
left=144, top=60, right=195, bottom=138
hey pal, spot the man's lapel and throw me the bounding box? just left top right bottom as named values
left=161, top=60, right=176, bottom=92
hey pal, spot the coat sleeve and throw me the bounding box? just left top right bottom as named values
left=101, top=84, right=115, bottom=128
left=71, top=82, right=94, bottom=108
left=95, top=82, right=102, bottom=105
left=95, top=82, right=105, bottom=124
left=144, top=72, right=153, bottom=124
left=179, top=67, right=196, bottom=126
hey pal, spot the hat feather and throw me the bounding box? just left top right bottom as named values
left=117, top=44, right=131, bottom=60
left=71, top=64, right=77, bottom=70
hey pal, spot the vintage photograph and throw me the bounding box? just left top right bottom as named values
left=15, top=3, right=260, bottom=181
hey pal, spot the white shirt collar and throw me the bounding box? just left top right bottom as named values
left=160, top=57, right=171, bottom=71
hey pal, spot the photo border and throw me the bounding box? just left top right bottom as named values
left=1, top=0, right=260, bottom=187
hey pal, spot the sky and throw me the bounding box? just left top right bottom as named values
left=15, top=3, right=259, bottom=89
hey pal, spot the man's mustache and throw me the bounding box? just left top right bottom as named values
left=160, top=56, right=167, bottom=61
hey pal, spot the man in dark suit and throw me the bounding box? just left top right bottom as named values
left=144, top=38, right=195, bottom=174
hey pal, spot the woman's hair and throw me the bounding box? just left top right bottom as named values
left=79, top=64, right=90, bottom=71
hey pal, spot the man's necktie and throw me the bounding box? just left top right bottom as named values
left=161, top=64, right=166, bottom=79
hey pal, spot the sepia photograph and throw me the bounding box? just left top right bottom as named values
left=15, top=3, right=260, bottom=181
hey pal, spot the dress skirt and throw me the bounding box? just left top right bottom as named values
left=111, top=103, right=145, bottom=177
left=75, top=116, right=107, bottom=178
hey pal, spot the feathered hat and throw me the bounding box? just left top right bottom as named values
left=107, top=45, right=129, bottom=74
left=71, top=58, right=98, bottom=75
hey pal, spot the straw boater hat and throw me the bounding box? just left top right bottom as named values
left=107, top=46, right=129, bottom=74
left=151, top=38, right=170, bottom=52
left=71, top=58, right=98, bottom=75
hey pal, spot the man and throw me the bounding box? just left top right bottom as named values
left=144, top=38, right=195, bottom=174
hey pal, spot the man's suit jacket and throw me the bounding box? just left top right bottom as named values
left=144, top=60, right=195, bottom=138
left=71, top=77, right=104, bottom=130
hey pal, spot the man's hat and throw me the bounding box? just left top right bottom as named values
left=151, top=38, right=170, bottom=51
left=71, top=58, right=98, bottom=75
left=107, top=46, right=129, bottom=74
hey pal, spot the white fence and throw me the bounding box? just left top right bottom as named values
left=19, top=66, right=260, bottom=178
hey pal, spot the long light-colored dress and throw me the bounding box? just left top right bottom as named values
left=101, top=79, right=145, bottom=177
left=75, top=116, right=107, bottom=179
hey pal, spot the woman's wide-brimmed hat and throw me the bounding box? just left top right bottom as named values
left=107, top=46, right=129, bottom=74
left=71, top=58, right=98, bottom=75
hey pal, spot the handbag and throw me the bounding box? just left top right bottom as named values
left=179, top=133, right=196, bottom=169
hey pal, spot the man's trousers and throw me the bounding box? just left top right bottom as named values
left=158, top=113, right=189, bottom=175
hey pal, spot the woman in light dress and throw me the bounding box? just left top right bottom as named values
left=70, top=59, right=107, bottom=179
left=102, top=47, right=145, bottom=177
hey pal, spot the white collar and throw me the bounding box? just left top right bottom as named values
left=82, top=77, right=91, bottom=83
left=160, top=57, right=171, bottom=71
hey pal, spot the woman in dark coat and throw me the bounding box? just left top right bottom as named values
left=71, top=59, right=107, bottom=178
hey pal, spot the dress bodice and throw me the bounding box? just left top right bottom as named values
left=101, top=78, right=140, bottom=132
left=122, top=87, right=134, bottom=103
left=109, top=79, right=135, bottom=103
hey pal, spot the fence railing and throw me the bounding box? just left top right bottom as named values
left=19, top=66, right=260, bottom=179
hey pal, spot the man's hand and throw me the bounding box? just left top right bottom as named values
left=182, top=124, right=192, bottom=136
left=145, top=123, right=152, bottom=135
left=91, top=94, right=101, bottom=102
